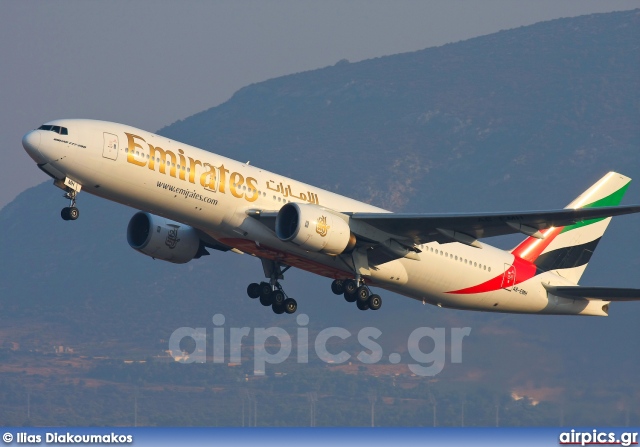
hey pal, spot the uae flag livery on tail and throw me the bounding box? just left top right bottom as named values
left=512, top=172, right=630, bottom=283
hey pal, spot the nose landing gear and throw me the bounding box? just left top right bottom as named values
left=60, top=190, right=79, bottom=221
left=55, top=178, right=82, bottom=221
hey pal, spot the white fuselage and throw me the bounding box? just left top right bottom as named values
left=22, top=119, right=607, bottom=316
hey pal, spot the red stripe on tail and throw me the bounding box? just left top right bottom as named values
left=511, top=226, right=564, bottom=262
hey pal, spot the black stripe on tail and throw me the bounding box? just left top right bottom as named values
left=534, top=238, right=601, bottom=272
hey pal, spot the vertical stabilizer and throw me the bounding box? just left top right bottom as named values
left=511, top=172, right=631, bottom=283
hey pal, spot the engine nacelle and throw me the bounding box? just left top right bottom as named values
left=127, top=212, right=202, bottom=264
left=275, top=203, right=356, bottom=255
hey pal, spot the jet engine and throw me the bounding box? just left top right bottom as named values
left=127, top=212, right=204, bottom=264
left=275, top=203, right=356, bottom=255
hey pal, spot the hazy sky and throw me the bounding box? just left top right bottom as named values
left=1, top=0, right=639, bottom=209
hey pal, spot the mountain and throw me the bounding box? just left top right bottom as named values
left=1, top=10, right=639, bottom=424
left=159, top=10, right=640, bottom=214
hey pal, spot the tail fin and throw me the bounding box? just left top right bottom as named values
left=511, top=172, right=631, bottom=283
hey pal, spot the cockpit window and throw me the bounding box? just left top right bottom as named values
left=38, top=124, right=68, bottom=135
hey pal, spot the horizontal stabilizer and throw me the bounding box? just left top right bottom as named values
left=543, top=284, right=640, bottom=301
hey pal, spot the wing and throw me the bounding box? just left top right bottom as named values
left=245, top=205, right=640, bottom=266
left=349, top=205, right=640, bottom=246
left=544, top=284, right=640, bottom=301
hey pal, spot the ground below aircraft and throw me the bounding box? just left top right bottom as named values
left=22, top=119, right=640, bottom=316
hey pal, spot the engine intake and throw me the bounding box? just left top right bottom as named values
left=127, top=212, right=203, bottom=264
left=275, top=203, right=356, bottom=255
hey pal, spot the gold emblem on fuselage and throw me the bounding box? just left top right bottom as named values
left=316, top=215, right=330, bottom=237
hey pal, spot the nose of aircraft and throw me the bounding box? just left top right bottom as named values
left=22, top=130, right=44, bottom=163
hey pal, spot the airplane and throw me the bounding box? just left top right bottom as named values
left=21, top=119, right=640, bottom=316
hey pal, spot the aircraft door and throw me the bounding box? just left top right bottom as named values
left=102, top=133, right=118, bottom=160
left=501, top=263, right=516, bottom=291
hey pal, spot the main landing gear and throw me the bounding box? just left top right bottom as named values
left=331, top=279, right=382, bottom=311
left=247, top=282, right=297, bottom=314
left=60, top=189, right=79, bottom=221
left=246, top=261, right=297, bottom=314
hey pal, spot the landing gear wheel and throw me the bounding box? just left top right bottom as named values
left=344, top=291, right=357, bottom=303
left=247, top=283, right=261, bottom=299
left=356, top=300, right=370, bottom=311
left=344, top=279, right=358, bottom=295
left=284, top=298, right=297, bottom=314
left=68, top=207, right=79, bottom=220
left=61, top=207, right=78, bottom=221
left=272, top=303, right=285, bottom=314
left=60, top=188, right=80, bottom=221
left=356, top=285, right=370, bottom=303
left=259, top=294, right=273, bottom=306
left=271, top=290, right=285, bottom=306
left=331, top=279, right=345, bottom=295
left=259, top=282, right=272, bottom=299
left=368, top=294, right=382, bottom=311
